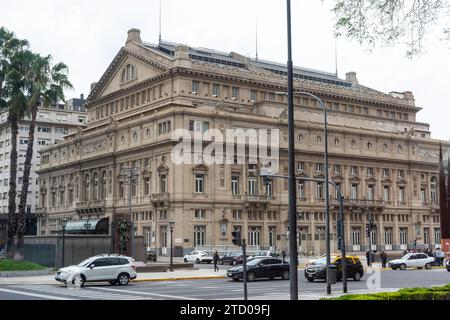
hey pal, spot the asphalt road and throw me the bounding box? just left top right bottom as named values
left=0, top=268, right=448, bottom=300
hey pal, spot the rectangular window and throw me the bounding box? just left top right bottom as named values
left=192, top=81, right=199, bottom=93
left=398, top=170, right=404, bottom=178
left=399, top=228, right=408, bottom=245
left=189, top=120, right=209, bottom=133
left=351, top=228, right=361, bottom=246
left=399, top=187, right=405, bottom=203
left=194, top=209, right=206, bottom=219
left=194, top=225, right=206, bottom=246
left=351, top=166, right=358, bottom=175
left=160, top=175, right=167, bottom=193
left=248, top=177, right=257, bottom=195
left=367, top=185, right=374, bottom=200
left=367, top=168, right=373, bottom=176
left=232, top=210, right=242, bottom=220
left=297, top=162, right=305, bottom=171
left=195, top=174, right=204, bottom=193
left=316, top=182, right=323, bottom=199
left=351, top=184, right=358, bottom=200
left=248, top=226, right=261, bottom=246
left=315, top=163, right=322, bottom=172
left=212, top=84, right=220, bottom=96
left=265, top=179, right=273, bottom=196
left=231, top=176, right=239, bottom=195
left=383, top=186, right=390, bottom=201
left=434, top=228, right=441, bottom=244
left=250, top=90, right=257, bottom=101
left=383, top=168, right=389, bottom=177
left=144, top=177, right=151, bottom=195
left=231, top=86, right=239, bottom=99
left=298, top=181, right=305, bottom=198
left=333, top=165, right=341, bottom=174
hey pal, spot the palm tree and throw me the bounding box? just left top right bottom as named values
left=15, top=54, right=72, bottom=259
left=0, top=27, right=29, bottom=259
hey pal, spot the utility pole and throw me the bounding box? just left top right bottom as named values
left=285, top=0, right=299, bottom=300
left=119, top=166, right=139, bottom=255
left=242, top=239, right=247, bottom=300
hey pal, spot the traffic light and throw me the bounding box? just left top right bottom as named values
left=365, top=224, right=370, bottom=237
left=231, top=231, right=241, bottom=246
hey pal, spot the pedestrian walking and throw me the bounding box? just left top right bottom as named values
left=366, top=250, right=371, bottom=266
left=380, top=250, right=387, bottom=268
left=213, top=251, right=220, bottom=272
left=281, top=250, right=286, bottom=262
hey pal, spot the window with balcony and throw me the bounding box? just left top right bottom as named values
left=248, top=177, right=257, bottom=195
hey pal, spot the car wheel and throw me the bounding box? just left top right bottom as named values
left=117, top=273, right=130, bottom=286
left=399, top=264, right=406, bottom=270
left=232, top=278, right=240, bottom=282
left=247, top=271, right=256, bottom=282
left=196, top=258, right=200, bottom=264
left=353, top=272, right=361, bottom=281
left=219, top=260, right=223, bottom=265
left=184, top=258, right=188, bottom=263
left=72, top=274, right=85, bottom=287
left=282, top=270, right=290, bottom=280
left=109, top=281, right=117, bottom=286
left=425, top=263, right=432, bottom=270
left=391, top=267, right=397, bottom=270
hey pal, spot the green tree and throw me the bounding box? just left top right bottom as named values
left=331, top=0, right=448, bottom=56
left=14, top=54, right=72, bottom=259
left=0, top=27, right=29, bottom=259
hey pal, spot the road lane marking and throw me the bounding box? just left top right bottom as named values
left=0, top=287, right=74, bottom=300
left=88, top=286, right=199, bottom=300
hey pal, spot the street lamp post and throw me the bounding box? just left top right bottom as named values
left=61, top=218, right=68, bottom=268
left=169, top=220, right=175, bottom=272
left=285, top=0, right=299, bottom=300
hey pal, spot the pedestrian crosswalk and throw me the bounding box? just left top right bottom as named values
left=7, top=285, right=160, bottom=300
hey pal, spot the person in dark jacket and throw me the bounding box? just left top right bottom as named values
left=213, top=251, right=220, bottom=272
left=281, top=250, right=286, bottom=262
left=380, top=250, right=387, bottom=268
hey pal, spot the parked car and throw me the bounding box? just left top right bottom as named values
left=445, top=258, right=450, bottom=272
left=146, top=249, right=157, bottom=262
left=248, top=250, right=280, bottom=260
left=219, top=252, right=245, bottom=265
left=55, top=254, right=137, bottom=287
left=227, top=257, right=290, bottom=281
left=304, top=256, right=364, bottom=282
left=183, top=251, right=213, bottom=264
left=388, top=253, right=435, bottom=270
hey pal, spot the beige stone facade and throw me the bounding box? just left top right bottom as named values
left=37, top=29, right=449, bottom=256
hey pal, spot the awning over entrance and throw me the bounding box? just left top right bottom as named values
left=65, top=218, right=109, bottom=234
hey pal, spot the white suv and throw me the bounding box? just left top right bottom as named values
left=388, top=253, right=435, bottom=270
left=183, top=251, right=213, bottom=264
left=55, top=254, right=137, bottom=286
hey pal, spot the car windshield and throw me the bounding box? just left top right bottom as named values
left=77, top=257, right=94, bottom=267
left=312, top=257, right=327, bottom=265
left=401, top=254, right=412, bottom=260
left=246, top=258, right=263, bottom=266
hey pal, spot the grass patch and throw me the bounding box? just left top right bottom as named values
left=322, top=284, right=450, bottom=300
left=0, top=259, right=47, bottom=271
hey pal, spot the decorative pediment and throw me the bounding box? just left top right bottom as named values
left=349, top=175, right=361, bottom=183
left=381, top=177, right=392, bottom=184
left=193, top=164, right=209, bottom=174
left=331, top=173, right=344, bottom=180
left=142, top=167, right=152, bottom=175
left=313, top=172, right=325, bottom=179
left=87, top=47, right=170, bottom=102
left=157, top=163, right=169, bottom=175
left=396, top=177, right=408, bottom=185
left=365, top=176, right=377, bottom=183
left=297, top=171, right=308, bottom=178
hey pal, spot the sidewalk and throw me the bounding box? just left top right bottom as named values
left=0, top=269, right=227, bottom=285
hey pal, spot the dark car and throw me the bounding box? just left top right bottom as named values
left=446, top=258, right=450, bottom=272
left=220, top=252, right=245, bottom=265
left=146, top=250, right=157, bottom=262
left=227, top=257, right=290, bottom=282
left=304, top=256, right=364, bottom=282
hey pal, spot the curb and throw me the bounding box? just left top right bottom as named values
left=132, top=275, right=227, bottom=282
left=0, top=268, right=54, bottom=278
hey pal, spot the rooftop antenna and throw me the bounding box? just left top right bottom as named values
left=158, top=0, right=162, bottom=44
left=255, top=17, right=259, bottom=61
left=334, top=38, right=338, bottom=77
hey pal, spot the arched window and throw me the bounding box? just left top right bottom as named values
left=316, top=136, right=322, bottom=144
left=297, top=134, right=303, bottom=142
left=367, top=142, right=372, bottom=149
left=84, top=174, right=90, bottom=201
left=397, top=145, right=403, bottom=153
left=93, top=173, right=99, bottom=201
left=351, top=140, right=356, bottom=148
left=383, top=144, right=388, bottom=151
left=334, top=138, right=339, bottom=145
left=121, top=64, right=137, bottom=83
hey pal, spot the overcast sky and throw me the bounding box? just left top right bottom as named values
left=1, top=0, right=449, bottom=140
